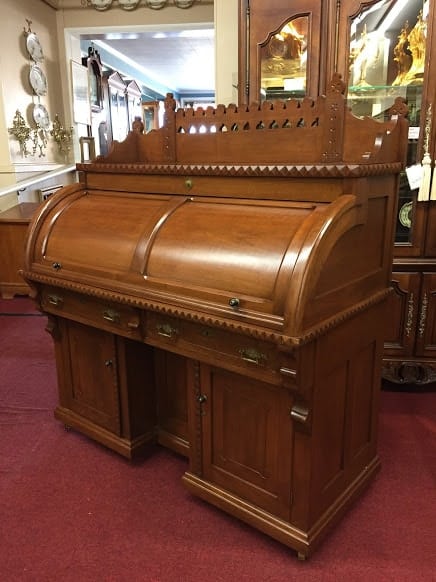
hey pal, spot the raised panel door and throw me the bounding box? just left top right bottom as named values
left=199, top=364, right=293, bottom=519
left=415, top=272, right=436, bottom=358
left=57, top=319, right=121, bottom=434
left=384, top=271, right=421, bottom=356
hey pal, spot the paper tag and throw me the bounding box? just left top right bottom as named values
left=408, top=126, right=420, bottom=140
left=405, top=164, right=423, bottom=190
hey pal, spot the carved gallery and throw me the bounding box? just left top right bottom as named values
left=1, top=0, right=435, bottom=578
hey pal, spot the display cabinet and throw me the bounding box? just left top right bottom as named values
left=240, top=0, right=436, bottom=384
left=341, top=0, right=436, bottom=385
left=238, top=0, right=329, bottom=103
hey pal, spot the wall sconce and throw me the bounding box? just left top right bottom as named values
left=8, top=110, right=32, bottom=156
left=50, top=114, right=74, bottom=156
left=81, top=0, right=196, bottom=10
left=8, top=110, right=48, bottom=158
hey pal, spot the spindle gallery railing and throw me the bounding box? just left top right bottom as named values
left=93, top=75, right=408, bottom=168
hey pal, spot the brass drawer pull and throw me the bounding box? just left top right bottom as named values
left=47, top=294, right=63, bottom=307
left=102, top=309, right=120, bottom=324
left=157, top=323, right=178, bottom=338
left=239, top=347, right=267, bottom=365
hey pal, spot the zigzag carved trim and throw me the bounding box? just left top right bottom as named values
left=76, top=162, right=404, bottom=179
left=23, top=271, right=390, bottom=348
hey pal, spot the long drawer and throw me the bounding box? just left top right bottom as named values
left=145, top=311, right=296, bottom=385
left=40, top=287, right=142, bottom=340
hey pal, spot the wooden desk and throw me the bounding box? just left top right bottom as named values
left=22, top=86, right=408, bottom=559
left=0, top=202, right=39, bottom=298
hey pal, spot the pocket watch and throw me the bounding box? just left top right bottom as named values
left=26, top=31, right=44, bottom=63
left=33, top=104, right=50, bottom=130
left=29, top=64, right=48, bottom=96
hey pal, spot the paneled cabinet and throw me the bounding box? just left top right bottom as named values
left=240, top=0, right=436, bottom=385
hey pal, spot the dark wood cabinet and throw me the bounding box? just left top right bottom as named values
left=241, top=0, right=436, bottom=385
left=341, top=0, right=436, bottom=385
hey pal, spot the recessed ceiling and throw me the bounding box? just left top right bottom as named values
left=81, top=25, right=215, bottom=96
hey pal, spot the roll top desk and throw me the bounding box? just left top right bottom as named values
left=22, top=80, right=408, bottom=559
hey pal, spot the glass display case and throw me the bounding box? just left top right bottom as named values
left=345, top=0, right=436, bottom=384
left=346, top=0, right=429, bottom=249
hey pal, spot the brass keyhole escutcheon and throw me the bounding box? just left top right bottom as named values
left=185, top=178, right=193, bottom=190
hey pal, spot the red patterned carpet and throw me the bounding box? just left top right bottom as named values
left=0, top=298, right=435, bottom=581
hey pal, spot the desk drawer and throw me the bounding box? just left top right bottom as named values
left=41, top=287, right=142, bottom=340
left=145, top=312, right=293, bottom=384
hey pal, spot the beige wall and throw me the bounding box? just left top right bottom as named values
left=0, top=0, right=239, bottom=211
left=1, top=0, right=66, bottom=170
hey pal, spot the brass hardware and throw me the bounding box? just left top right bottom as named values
left=104, top=359, right=113, bottom=367
left=418, top=293, right=428, bottom=338
left=229, top=297, right=240, bottom=308
left=127, top=321, right=139, bottom=329
left=405, top=292, right=414, bottom=337
left=52, top=262, right=62, bottom=270
left=201, top=328, right=213, bottom=337
left=8, top=109, right=48, bottom=158
left=157, top=323, right=178, bottom=338
left=185, top=178, right=193, bottom=190
left=290, top=403, right=309, bottom=424
left=50, top=114, right=73, bottom=156
left=102, top=309, right=120, bottom=323
left=280, top=366, right=297, bottom=379
left=197, top=394, right=207, bottom=404
left=47, top=294, right=63, bottom=307
left=239, top=347, right=267, bottom=365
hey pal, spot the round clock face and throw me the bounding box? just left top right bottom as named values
left=26, top=32, right=44, bottom=63
left=29, top=64, right=48, bottom=96
left=33, top=104, right=50, bottom=130
left=90, top=0, right=113, bottom=9
left=398, top=201, right=412, bottom=229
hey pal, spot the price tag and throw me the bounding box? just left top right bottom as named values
left=408, top=126, right=420, bottom=140
left=405, top=164, right=423, bottom=191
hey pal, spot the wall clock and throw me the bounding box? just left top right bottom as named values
left=26, top=32, right=44, bottom=63
left=29, top=64, right=48, bottom=96
left=32, top=103, right=50, bottom=130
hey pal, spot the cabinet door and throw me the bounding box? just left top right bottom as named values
left=198, top=364, right=293, bottom=520
left=415, top=272, right=436, bottom=357
left=57, top=319, right=121, bottom=434
left=239, top=0, right=325, bottom=103
left=384, top=272, right=421, bottom=356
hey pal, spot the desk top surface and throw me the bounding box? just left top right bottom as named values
left=0, top=202, right=40, bottom=222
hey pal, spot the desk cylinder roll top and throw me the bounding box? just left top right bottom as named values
left=22, top=81, right=408, bottom=559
